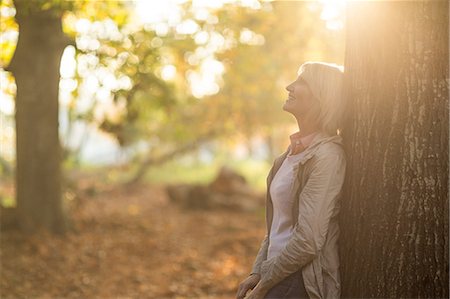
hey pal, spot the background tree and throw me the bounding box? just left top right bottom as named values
left=7, top=0, right=74, bottom=234
left=340, top=1, right=448, bottom=297
left=4, top=0, right=130, bottom=233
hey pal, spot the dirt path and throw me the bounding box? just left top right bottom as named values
left=1, top=182, right=266, bottom=299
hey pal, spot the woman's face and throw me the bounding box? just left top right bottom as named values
left=283, top=76, right=320, bottom=118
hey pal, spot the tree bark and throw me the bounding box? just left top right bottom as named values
left=340, top=1, right=448, bottom=297
left=8, top=2, right=70, bottom=234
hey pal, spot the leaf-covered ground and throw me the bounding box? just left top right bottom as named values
left=1, top=181, right=266, bottom=299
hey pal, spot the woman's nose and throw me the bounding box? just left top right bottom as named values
left=286, top=83, right=293, bottom=92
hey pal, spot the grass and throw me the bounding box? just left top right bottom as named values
left=142, top=156, right=271, bottom=192
left=61, top=151, right=274, bottom=193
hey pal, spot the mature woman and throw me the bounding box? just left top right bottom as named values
left=236, top=61, right=347, bottom=299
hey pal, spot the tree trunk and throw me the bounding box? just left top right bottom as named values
left=340, top=1, right=448, bottom=297
left=8, top=2, right=70, bottom=234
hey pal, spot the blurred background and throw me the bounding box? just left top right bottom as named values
left=0, top=0, right=345, bottom=298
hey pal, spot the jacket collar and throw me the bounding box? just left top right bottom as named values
left=272, top=131, right=344, bottom=177
left=291, top=131, right=344, bottom=165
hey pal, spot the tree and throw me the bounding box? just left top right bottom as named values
left=339, top=1, right=448, bottom=297
left=4, top=0, right=130, bottom=234
left=7, top=0, right=73, bottom=234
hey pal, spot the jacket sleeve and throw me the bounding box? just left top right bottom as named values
left=258, top=152, right=346, bottom=288
left=249, top=161, right=278, bottom=276
left=249, top=234, right=269, bottom=275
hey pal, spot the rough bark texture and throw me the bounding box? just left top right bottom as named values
left=8, top=2, right=70, bottom=234
left=339, top=1, right=448, bottom=298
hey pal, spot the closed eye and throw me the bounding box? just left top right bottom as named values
left=297, top=78, right=307, bottom=85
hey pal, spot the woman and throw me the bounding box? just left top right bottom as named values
left=236, top=61, right=347, bottom=299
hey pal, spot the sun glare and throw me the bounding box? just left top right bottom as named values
left=318, top=0, right=346, bottom=30
left=133, top=0, right=345, bottom=98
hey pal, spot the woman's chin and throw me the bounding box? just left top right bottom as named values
left=282, top=105, right=299, bottom=118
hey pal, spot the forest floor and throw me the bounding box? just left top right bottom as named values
left=0, top=177, right=267, bottom=299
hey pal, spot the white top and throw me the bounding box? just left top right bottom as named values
left=267, top=131, right=319, bottom=260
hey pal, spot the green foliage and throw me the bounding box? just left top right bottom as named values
left=0, top=194, right=15, bottom=208
left=0, top=0, right=18, bottom=67
left=102, top=30, right=193, bottom=145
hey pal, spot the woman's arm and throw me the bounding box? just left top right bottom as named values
left=258, top=152, right=346, bottom=290
left=249, top=234, right=269, bottom=276
left=248, top=163, right=277, bottom=276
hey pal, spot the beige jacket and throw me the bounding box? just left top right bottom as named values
left=250, top=131, right=346, bottom=299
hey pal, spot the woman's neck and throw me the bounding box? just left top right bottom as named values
left=295, top=116, right=321, bottom=138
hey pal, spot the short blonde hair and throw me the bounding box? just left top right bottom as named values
left=298, top=61, right=345, bottom=136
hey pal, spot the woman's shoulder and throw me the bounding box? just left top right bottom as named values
left=312, top=139, right=346, bottom=163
